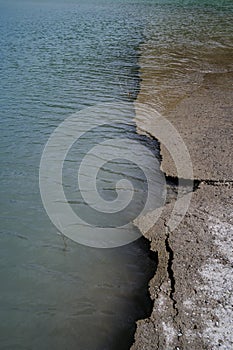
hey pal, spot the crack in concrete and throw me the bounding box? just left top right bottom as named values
left=164, top=225, right=179, bottom=317
left=200, top=179, right=233, bottom=186
left=162, top=176, right=232, bottom=318
left=166, top=175, right=233, bottom=190
left=133, top=126, right=233, bottom=349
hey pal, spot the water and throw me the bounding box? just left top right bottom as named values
left=1, top=0, right=233, bottom=349
left=0, top=1, right=160, bottom=349
left=138, top=0, right=233, bottom=112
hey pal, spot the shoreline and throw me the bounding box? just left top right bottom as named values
left=132, top=67, right=233, bottom=349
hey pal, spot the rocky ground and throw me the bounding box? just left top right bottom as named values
left=131, top=72, right=233, bottom=349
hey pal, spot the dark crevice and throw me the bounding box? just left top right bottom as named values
left=201, top=179, right=233, bottom=186
left=165, top=175, right=200, bottom=192
left=149, top=250, right=159, bottom=264
left=166, top=175, right=233, bottom=190
left=164, top=226, right=179, bottom=317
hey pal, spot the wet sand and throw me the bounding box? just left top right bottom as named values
left=132, top=69, right=233, bottom=349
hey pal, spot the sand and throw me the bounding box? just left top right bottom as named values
left=131, top=71, right=233, bottom=349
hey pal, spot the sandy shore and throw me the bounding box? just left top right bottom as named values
left=131, top=70, right=233, bottom=349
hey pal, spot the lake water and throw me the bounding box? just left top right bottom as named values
left=1, top=0, right=233, bottom=349
left=0, top=1, right=160, bottom=349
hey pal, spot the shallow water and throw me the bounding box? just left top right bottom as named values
left=1, top=0, right=233, bottom=349
left=0, top=1, right=161, bottom=349
left=138, top=0, right=233, bottom=112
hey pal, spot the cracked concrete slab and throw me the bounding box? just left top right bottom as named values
left=131, top=71, right=233, bottom=349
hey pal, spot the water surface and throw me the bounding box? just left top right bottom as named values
left=1, top=0, right=233, bottom=349
left=0, top=1, right=158, bottom=349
